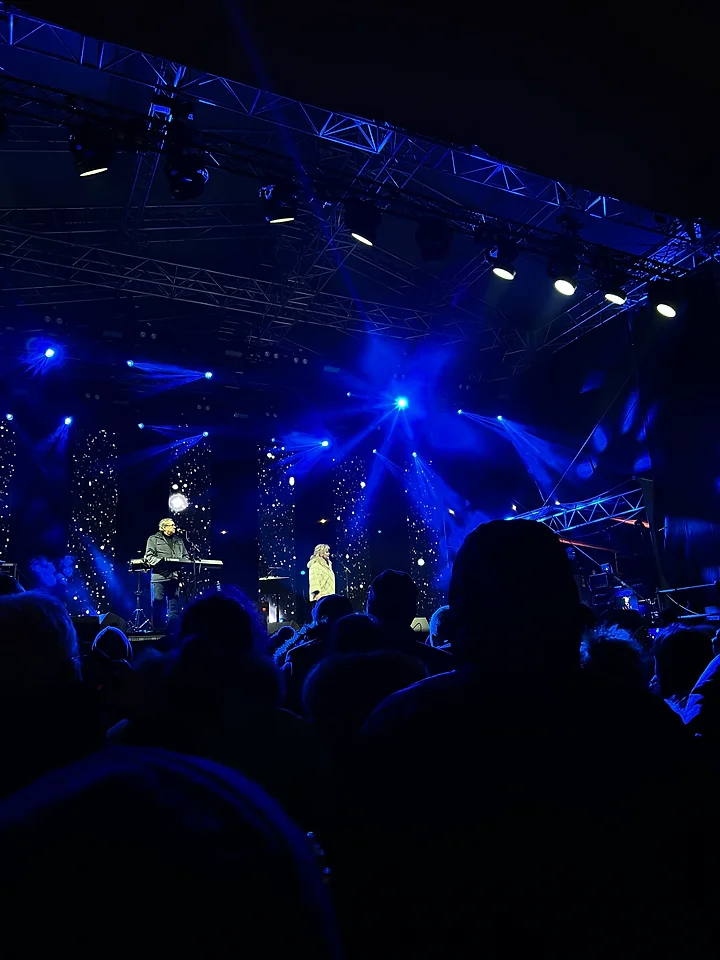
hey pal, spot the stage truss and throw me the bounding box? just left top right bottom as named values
left=514, top=483, right=646, bottom=535
left=0, top=5, right=718, bottom=372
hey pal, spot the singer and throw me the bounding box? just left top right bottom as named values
left=307, top=543, right=335, bottom=602
left=144, top=518, right=190, bottom=630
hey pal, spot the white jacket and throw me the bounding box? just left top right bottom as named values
left=308, top=556, right=335, bottom=602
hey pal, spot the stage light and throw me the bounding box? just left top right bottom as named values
left=126, top=360, right=134, bottom=367
left=596, top=271, right=628, bottom=305
left=137, top=422, right=145, bottom=430
left=164, top=154, right=209, bottom=201
left=555, top=500, right=561, bottom=505
left=321, top=440, right=330, bottom=447
left=343, top=198, right=382, bottom=246
left=347, top=391, right=352, bottom=397
left=68, top=123, right=114, bottom=177
left=261, top=181, right=297, bottom=223
left=372, top=448, right=377, bottom=454
left=221, top=530, right=227, bottom=535
left=412, top=451, right=418, bottom=458
left=289, top=476, right=295, bottom=486
left=656, top=301, right=676, bottom=318
left=604, top=287, right=627, bottom=305
left=267, top=452, right=275, bottom=459
left=549, top=253, right=579, bottom=296
left=168, top=492, right=189, bottom=513
left=203, top=431, right=209, bottom=437
left=417, top=557, right=425, bottom=566
left=319, top=518, right=328, bottom=524
left=5, top=413, right=13, bottom=421
left=416, top=218, right=452, bottom=261
left=511, top=504, right=517, bottom=511
left=44, top=347, right=56, bottom=359
left=490, top=242, right=518, bottom=281
left=360, top=481, right=366, bottom=488
left=396, top=397, right=409, bottom=410
left=63, top=416, right=73, bottom=426
left=448, top=508, right=455, bottom=515
left=497, top=415, right=504, bottom=421
left=457, top=409, right=463, bottom=415
left=204, top=371, right=213, bottom=379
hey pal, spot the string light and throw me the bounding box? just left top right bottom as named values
left=170, top=434, right=212, bottom=592
left=68, top=428, right=118, bottom=613
left=0, top=419, right=16, bottom=558
left=258, top=443, right=296, bottom=622
left=334, top=456, right=370, bottom=609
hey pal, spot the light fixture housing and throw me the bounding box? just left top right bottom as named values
left=343, top=198, right=382, bottom=246
left=68, top=123, right=114, bottom=177
left=165, top=154, right=209, bottom=201
left=489, top=242, right=518, bottom=281
left=549, top=252, right=579, bottom=296
left=647, top=279, right=680, bottom=318
left=262, top=181, right=298, bottom=223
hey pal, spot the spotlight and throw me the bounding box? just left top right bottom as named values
left=343, top=198, right=382, bottom=246
left=44, top=348, right=56, bottom=359
left=126, top=360, right=135, bottom=367
left=596, top=271, right=627, bottom=305
left=395, top=397, right=409, bottom=410
left=168, top=492, right=189, bottom=513
left=417, top=558, right=425, bottom=566
left=511, top=504, right=517, bottom=511
left=496, top=415, right=504, bottom=421
left=412, top=451, right=418, bottom=458
left=648, top=280, right=679, bottom=319
left=68, top=123, right=114, bottom=177
left=321, top=440, right=330, bottom=447
left=266, top=452, right=275, bottom=459
left=346, top=392, right=352, bottom=397
left=416, top=218, right=452, bottom=261
left=164, top=154, right=209, bottom=201
left=202, top=431, right=209, bottom=437
left=457, top=409, right=463, bottom=415
left=372, top=448, right=377, bottom=454
left=5, top=413, right=13, bottom=421
left=548, top=252, right=579, bottom=296
left=489, top=243, right=518, bottom=281
left=289, top=476, right=295, bottom=486
left=138, top=422, right=145, bottom=430
left=63, top=416, right=73, bottom=426
left=261, top=181, right=298, bottom=224
left=204, top=371, right=213, bottom=380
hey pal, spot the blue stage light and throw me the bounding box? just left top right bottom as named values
left=372, top=448, right=377, bottom=454
left=137, top=422, right=145, bottom=430
left=204, top=371, right=213, bottom=379
left=63, top=416, right=73, bottom=426
left=5, top=413, right=13, bottom=421
left=321, top=440, right=330, bottom=447
left=395, top=396, right=408, bottom=409
left=44, top=348, right=56, bottom=359
left=203, top=431, right=209, bottom=437
left=457, top=409, right=463, bottom=415
left=412, top=451, right=418, bottom=458
left=497, top=415, right=504, bottom=421
left=126, top=360, right=134, bottom=367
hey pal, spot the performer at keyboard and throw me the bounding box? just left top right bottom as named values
left=144, top=518, right=190, bottom=630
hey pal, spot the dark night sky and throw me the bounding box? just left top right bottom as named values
left=21, top=2, right=720, bottom=222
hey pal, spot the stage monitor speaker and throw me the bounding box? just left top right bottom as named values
left=268, top=620, right=300, bottom=637
left=99, top=611, right=128, bottom=634
left=411, top=617, right=430, bottom=634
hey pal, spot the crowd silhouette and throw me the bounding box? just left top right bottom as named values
left=1, top=518, right=718, bottom=956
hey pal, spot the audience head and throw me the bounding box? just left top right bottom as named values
left=652, top=624, right=713, bottom=701
left=0, top=748, right=341, bottom=956
left=449, top=519, right=582, bottom=671
left=303, top=651, right=428, bottom=750
left=178, top=587, right=265, bottom=653
left=0, top=591, right=79, bottom=699
left=580, top=624, right=651, bottom=692
left=429, top=605, right=457, bottom=648
left=92, top=625, right=133, bottom=663
left=313, top=593, right=353, bottom=624
left=367, top=570, right=418, bottom=627
left=273, top=625, right=296, bottom=646
left=0, top=573, right=23, bottom=596
left=328, top=613, right=379, bottom=654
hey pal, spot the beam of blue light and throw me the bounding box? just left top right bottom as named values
left=496, top=415, right=503, bottom=421
left=203, top=431, right=209, bottom=438
left=63, top=416, right=73, bottom=426
left=5, top=413, right=13, bottom=421
left=204, top=371, right=213, bottom=379
left=395, top=396, right=408, bottom=409
left=126, top=360, right=135, bottom=367
left=44, top=348, right=56, bottom=359
left=137, top=423, right=145, bottom=430
left=23, top=338, right=65, bottom=376
left=321, top=440, right=330, bottom=447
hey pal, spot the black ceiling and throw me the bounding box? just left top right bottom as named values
left=20, top=2, right=720, bottom=224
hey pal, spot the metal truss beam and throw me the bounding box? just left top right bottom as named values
left=0, top=227, right=501, bottom=343
left=0, top=203, right=295, bottom=243
left=515, top=485, right=645, bottom=534
left=0, top=5, right=701, bottom=239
